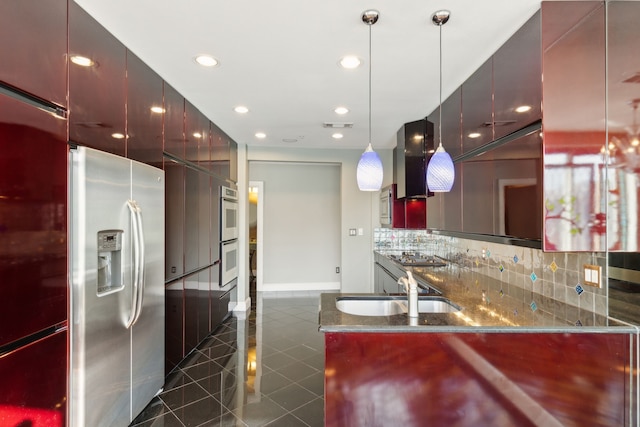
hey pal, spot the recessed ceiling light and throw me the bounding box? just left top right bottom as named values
left=334, top=106, right=349, bottom=115
left=468, top=132, right=481, bottom=139
left=150, top=106, right=165, bottom=114
left=332, top=133, right=344, bottom=139
left=194, top=55, right=219, bottom=67
left=70, top=55, right=95, bottom=67
left=515, top=105, right=532, bottom=113
left=111, top=132, right=125, bottom=139
left=255, top=132, right=266, bottom=139
left=234, top=106, right=249, bottom=114
left=282, top=138, right=297, bottom=143
left=339, top=56, right=361, bottom=69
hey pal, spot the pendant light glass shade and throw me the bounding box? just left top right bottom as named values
left=426, top=10, right=454, bottom=193
left=426, top=144, right=454, bottom=191
left=357, top=143, right=384, bottom=191
left=356, top=9, right=383, bottom=192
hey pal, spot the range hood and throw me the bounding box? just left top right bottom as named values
left=393, top=118, right=434, bottom=198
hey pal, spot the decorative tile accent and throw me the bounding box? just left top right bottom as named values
left=550, top=260, right=558, bottom=273
left=475, top=259, right=480, bottom=267
left=530, top=272, right=538, bottom=282
left=575, top=319, right=583, bottom=327
left=499, top=289, right=504, bottom=297
left=513, top=308, right=518, bottom=316
left=530, top=301, right=538, bottom=312
left=486, top=250, right=491, bottom=258
left=575, top=284, right=584, bottom=295
left=513, top=255, right=519, bottom=264
left=498, top=264, right=504, bottom=273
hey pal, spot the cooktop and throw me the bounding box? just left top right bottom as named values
left=389, top=252, right=447, bottom=267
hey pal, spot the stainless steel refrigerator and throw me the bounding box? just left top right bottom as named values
left=69, top=146, right=165, bottom=427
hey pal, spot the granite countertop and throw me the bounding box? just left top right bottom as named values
left=319, top=251, right=634, bottom=333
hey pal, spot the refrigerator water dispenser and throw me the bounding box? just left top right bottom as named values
left=97, top=230, right=123, bottom=295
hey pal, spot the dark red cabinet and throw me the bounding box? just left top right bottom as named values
left=163, top=83, right=185, bottom=158
left=0, top=0, right=67, bottom=107
left=0, top=94, right=67, bottom=347
left=126, top=51, right=164, bottom=166
left=68, top=1, right=127, bottom=156
left=0, top=329, right=68, bottom=426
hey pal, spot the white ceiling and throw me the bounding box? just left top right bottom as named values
left=73, top=0, right=541, bottom=150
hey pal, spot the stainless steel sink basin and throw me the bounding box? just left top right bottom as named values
left=335, top=296, right=460, bottom=316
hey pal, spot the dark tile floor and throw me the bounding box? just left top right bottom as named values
left=130, top=293, right=325, bottom=427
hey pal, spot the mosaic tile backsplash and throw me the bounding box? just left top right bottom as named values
left=374, top=228, right=608, bottom=318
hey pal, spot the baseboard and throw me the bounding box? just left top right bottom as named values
left=232, top=297, right=251, bottom=314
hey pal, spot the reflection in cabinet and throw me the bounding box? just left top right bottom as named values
left=0, top=0, right=67, bottom=107
left=199, top=174, right=212, bottom=266
left=198, top=269, right=211, bottom=343
left=69, top=1, right=126, bottom=156
left=126, top=51, right=163, bottom=166
left=438, top=88, right=462, bottom=159
left=184, top=272, right=199, bottom=354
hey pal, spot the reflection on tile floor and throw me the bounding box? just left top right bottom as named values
left=130, top=293, right=324, bottom=427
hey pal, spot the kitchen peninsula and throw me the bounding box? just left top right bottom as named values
left=320, top=251, right=637, bottom=426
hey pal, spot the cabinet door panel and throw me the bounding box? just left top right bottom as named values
left=69, top=2, right=126, bottom=156
left=126, top=51, right=163, bottom=165
left=0, top=94, right=67, bottom=347
left=606, top=1, right=640, bottom=252
left=461, top=59, right=493, bottom=154
left=493, top=11, right=542, bottom=140
left=165, top=162, right=185, bottom=281
left=542, top=2, right=606, bottom=251
left=0, top=330, right=67, bottom=426
left=0, top=0, right=67, bottom=107
left=164, top=83, right=185, bottom=158
left=165, top=281, right=184, bottom=375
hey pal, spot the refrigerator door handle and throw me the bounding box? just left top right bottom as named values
left=125, top=200, right=141, bottom=328
left=133, top=202, right=145, bottom=325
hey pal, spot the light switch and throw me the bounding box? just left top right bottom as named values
left=349, top=228, right=357, bottom=236
left=583, top=264, right=601, bottom=288
left=358, top=228, right=364, bottom=236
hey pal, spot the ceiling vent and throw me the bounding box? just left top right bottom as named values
left=482, top=120, right=517, bottom=127
left=323, top=122, right=354, bottom=129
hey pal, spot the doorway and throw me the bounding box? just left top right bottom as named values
left=248, top=181, right=263, bottom=303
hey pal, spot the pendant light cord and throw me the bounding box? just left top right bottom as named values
left=369, top=22, right=372, bottom=146
left=438, top=22, right=443, bottom=149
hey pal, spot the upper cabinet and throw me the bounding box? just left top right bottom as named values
left=69, top=1, right=127, bottom=156
left=164, top=83, right=185, bottom=159
left=0, top=0, right=67, bottom=107
left=542, top=1, right=606, bottom=251
left=461, top=59, right=493, bottom=153
left=126, top=51, right=164, bottom=166
left=185, top=101, right=210, bottom=165
left=493, top=12, right=542, bottom=140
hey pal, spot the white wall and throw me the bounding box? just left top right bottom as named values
left=250, top=162, right=340, bottom=290
left=241, top=146, right=393, bottom=295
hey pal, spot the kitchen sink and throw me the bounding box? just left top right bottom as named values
left=335, top=296, right=460, bottom=317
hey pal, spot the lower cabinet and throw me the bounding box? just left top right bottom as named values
left=374, top=263, right=401, bottom=294
left=164, top=269, right=236, bottom=375
left=325, top=331, right=633, bottom=426
left=0, top=329, right=67, bottom=426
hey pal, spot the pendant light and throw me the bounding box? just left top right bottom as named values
left=426, top=10, right=455, bottom=192
left=356, top=9, right=384, bottom=191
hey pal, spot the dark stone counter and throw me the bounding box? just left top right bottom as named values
left=319, top=251, right=634, bottom=332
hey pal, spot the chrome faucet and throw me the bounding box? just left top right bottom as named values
left=397, top=271, right=419, bottom=318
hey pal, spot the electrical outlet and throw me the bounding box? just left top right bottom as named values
left=349, top=228, right=356, bottom=236
left=336, top=267, right=340, bottom=274
left=583, top=264, right=602, bottom=288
